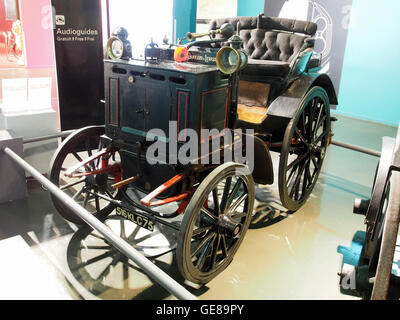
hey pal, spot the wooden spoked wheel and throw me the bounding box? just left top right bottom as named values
left=176, top=162, right=255, bottom=284
left=278, top=86, right=331, bottom=211
left=49, top=126, right=120, bottom=224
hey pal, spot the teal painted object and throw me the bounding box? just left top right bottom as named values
left=338, top=0, right=400, bottom=127
left=337, top=230, right=366, bottom=267
left=173, top=0, right=197, bottom=42
left=122, top=127, right=169, bottom=143
left=237, top=0, right=264, bottom=16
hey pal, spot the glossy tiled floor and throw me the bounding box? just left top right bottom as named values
left=0, top=114, right=397, bottom=300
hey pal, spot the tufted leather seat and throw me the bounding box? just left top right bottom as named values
left=209, top=15, right=317, bottom=78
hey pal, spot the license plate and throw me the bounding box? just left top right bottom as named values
left=115, top=207, right=155, bottom=232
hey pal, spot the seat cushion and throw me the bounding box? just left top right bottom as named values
left=237, top=104, right=268, bottom=125
left=242, top=59, right=290, bottom=78
left=210, top=16, right=316, bottom=63
left=241, top=29, right=307, bottom=62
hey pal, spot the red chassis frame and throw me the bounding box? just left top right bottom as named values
left=63, top=147, right=192, bottom=212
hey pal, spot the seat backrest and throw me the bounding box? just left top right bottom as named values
left=209, top=15, right=317, bottom=63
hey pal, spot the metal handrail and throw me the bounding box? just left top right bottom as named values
left=331, top=140, right=381, bottom=158
left=22, top=130, right=76, bottom=144
left=20, top=129, right=383, bottom=159
left=2, top=146, right=198, bottom=301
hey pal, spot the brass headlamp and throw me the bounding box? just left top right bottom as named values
left=216, top=46, right=248, bottom=75
left=106, top=27, right=132, bottom=60
left=216, top=25, right=248, bottom=75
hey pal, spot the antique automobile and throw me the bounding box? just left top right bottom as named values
left=49, top=14, right=338, bottom=284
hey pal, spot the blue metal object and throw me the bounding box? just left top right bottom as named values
left=337, top=231, right=366, bottom=267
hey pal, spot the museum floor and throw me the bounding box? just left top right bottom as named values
left=0, top=114, right=398, bottom=300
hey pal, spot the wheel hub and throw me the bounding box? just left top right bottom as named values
left=85, top=175, right=96, bottom=187
left=95, top=173, right=109, bottom=191
left=85, top=173, right=108, bottom=190
left=218, top=215, right=241, bottom=238
left=309, top=143, right=325, bottom=158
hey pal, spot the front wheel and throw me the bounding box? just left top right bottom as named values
left=176, top=162, right=255, bottom=284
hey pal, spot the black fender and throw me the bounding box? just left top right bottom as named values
left=221, top=130, right=274, bottom=185
left=267, top=73, right=338, bottom=119
left=252, top=135, right=274, bottom=185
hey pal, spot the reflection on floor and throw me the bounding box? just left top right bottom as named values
left=0, top=114, right=397, bottom=300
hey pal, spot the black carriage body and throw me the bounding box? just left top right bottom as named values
left=102, top=14, right=339, bottom=198
left=104, top=58, right=233, bottom=196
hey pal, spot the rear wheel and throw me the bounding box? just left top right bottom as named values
left=278, top=86, right=331, bottom=211
left=176, top=162, right=255, bottom=284
left=49, top=126, right=120, bottom=224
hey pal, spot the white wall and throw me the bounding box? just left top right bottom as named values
left=108, top=0, right=173, bottom=58
left=196, top=0, right=237, bottom=33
